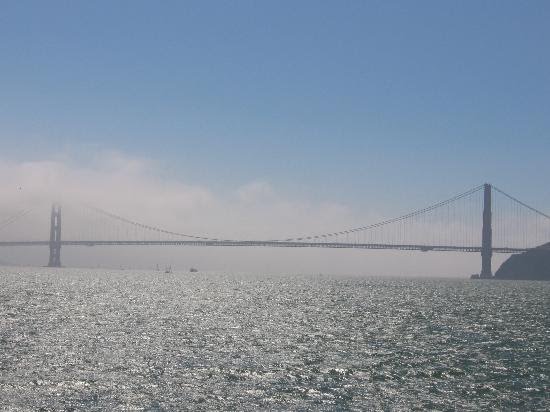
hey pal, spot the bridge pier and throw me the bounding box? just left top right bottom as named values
left=48, top=204, right=62, bottom=267
left=480, top=183, right=493, bottom=278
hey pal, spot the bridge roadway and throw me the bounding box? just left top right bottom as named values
left=0, top=240, right=528, bottom=254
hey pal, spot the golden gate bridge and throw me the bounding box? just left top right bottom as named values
left=1, top=184, right=549, bottom=278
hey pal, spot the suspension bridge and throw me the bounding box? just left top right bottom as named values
left=1, top=183, right=549, bottom=278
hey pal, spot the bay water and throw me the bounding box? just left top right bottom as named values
left=1, top=268, right=548, bottom=410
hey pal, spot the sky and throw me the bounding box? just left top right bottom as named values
left=0, top=1, right=549, bottom=274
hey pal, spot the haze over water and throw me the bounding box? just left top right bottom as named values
left=1, top=267, right=548, bottom=410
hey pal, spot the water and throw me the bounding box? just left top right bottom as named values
left=1, top=268, right=548, bottom=411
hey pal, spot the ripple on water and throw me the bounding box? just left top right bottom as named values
left=0, top=268, right=548, bottom=410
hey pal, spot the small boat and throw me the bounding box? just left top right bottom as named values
left=189, top=267, right=198, bottom=273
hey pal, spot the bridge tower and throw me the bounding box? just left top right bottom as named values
left=48, top=204, right=62, bottom=267
left=480, top=183, right=492, bottom=278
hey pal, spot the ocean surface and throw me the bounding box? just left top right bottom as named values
left=0, top=268, right=548, bottom=411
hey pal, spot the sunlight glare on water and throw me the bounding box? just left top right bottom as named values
left=0, top=268, right=548, bottom=410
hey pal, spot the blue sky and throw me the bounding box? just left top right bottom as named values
left=1, top=0, right=549, bottom=213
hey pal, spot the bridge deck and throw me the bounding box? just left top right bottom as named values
left=0, top=240, right=527, bottom=253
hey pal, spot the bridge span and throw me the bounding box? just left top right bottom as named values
left=1, top=183, right=549, bottom=277
left=0, top=240, right=528, bottom=254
